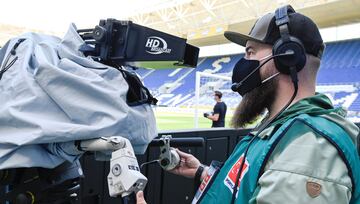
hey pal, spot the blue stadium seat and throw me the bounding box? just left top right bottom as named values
left=349, top=95, right=360, bottom=112
left=134, top=39, right=360, bottom=117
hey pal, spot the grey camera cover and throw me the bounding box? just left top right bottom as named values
left=0, top=24, right=157, bottom=169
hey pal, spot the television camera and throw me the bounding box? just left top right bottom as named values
left=0, top=18, right=200, bottom=204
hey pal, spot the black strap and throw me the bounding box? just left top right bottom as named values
left=194, top=165, right=205, bottom=188
left=0, top=39, right=25, bottom=80
left=275, top=5, right=295, bottom=42
left=117, top=68, right=158, bottom=106
left=275, top=5, right=295, bottom=26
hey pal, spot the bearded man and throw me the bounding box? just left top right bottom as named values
left=137, top=5, right=360, bottom=204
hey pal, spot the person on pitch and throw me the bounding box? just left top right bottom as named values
left=204, top=91, right=227, bottom=128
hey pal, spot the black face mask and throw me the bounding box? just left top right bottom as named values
left=231, top=55, right=280, bottom=97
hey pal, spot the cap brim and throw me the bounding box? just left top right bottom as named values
left=224, top=31, right=264, bottom=47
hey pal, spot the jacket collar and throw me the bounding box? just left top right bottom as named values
left=251, top=93, right=341, bottom=139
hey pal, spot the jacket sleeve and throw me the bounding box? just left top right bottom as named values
left=250, top=120, right=353, bottom=204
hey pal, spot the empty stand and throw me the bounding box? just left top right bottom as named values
left=134, top=39, right=360, bottom=115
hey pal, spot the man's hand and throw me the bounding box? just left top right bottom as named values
left=206, top=113, right=219, bottom=122
left=169, top=149, right=201, bottom=178
left=136, top=191, right=147, bottom=204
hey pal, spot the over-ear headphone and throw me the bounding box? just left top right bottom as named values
left=273, top=5, right=306, bottom=75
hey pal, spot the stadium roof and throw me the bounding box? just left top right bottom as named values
left=133, top=0, right=360, bottom=46
left=0, top=0, right=360, bottom=46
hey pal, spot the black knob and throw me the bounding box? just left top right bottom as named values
left=160, top=159, right=169, bottom=167
left=16, top=192, right=34, bottom=204
left=93, top=25, right=107, bottom=42
left=99, top=19, right=106, bottom=26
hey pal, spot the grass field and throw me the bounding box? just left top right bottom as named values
left=154, top=110, right=233, bottom=130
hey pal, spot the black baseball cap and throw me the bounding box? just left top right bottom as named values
left=224, top=9, right=325, bottom=58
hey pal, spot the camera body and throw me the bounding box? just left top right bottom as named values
left=203, top=112, right=214, bottom=118
left=107, top=138, right=147, bottom=198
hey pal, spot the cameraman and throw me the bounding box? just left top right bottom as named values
left=204, top=91, right=227, bottom=127
left=137, top=4, right=359, bottom=204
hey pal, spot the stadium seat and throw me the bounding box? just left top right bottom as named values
left=134, top=39, right=360, bottom=117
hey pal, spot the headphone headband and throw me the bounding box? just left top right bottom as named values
left=275, top=5, right=295, bottom=43
left=275, top=5, right=295, bottom=26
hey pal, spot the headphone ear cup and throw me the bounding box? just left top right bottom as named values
left=273, top=37, right=306, bottom=75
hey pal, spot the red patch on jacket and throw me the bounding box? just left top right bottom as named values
left=224, top=154, right=249, bottom=194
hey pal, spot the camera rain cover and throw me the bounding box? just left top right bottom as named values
left=0, top=24, right=157, bottom=169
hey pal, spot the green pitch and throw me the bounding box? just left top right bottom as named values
left=155, top=111, right=233, bottom=130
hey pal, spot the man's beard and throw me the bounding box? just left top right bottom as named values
left=231, top=79, right=277, bottom=128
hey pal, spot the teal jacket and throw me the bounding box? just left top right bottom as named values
left=194, top=94, right=360, bottom=204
